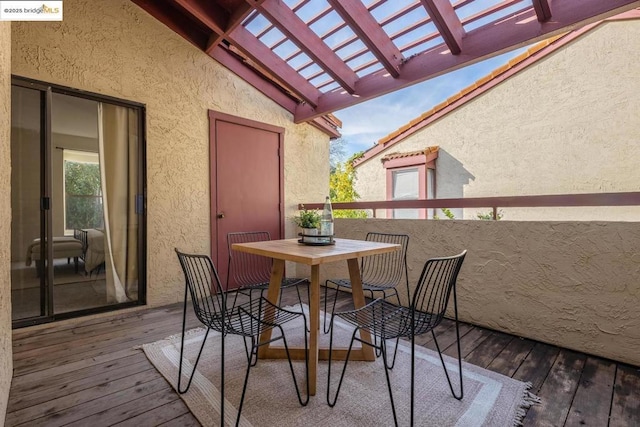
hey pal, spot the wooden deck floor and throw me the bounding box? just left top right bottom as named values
left=7, top=289, right=640, bottom=426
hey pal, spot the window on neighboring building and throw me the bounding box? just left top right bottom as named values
left=383, top=147, right=439, bottom=219
left=392, top=167, right=420, bottom=219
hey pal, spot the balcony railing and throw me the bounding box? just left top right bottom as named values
left=300, top=191, right=640, bottom=219
left=297, top=192, right=640, bottom=367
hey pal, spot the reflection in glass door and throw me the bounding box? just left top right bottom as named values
left=11, top=85, right=45, bottom=321
left=11, top=78, right=146, bottom=327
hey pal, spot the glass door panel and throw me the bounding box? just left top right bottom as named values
left=51, top=93, right=106, bottom=314
left=11, top=76, right=146, bottom=328
left=11, top=85, right=46, bottom=321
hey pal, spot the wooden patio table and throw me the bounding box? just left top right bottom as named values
left=231, top=237, right=401, bottom=396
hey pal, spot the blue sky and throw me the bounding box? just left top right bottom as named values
left=333, top=47, right=528, bottom=158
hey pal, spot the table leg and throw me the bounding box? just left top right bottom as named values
left=347, top=258, right=375, bottom=361
left=258, top=260, right=319, bottom=396
left=258, top=259, right=284, bottom=358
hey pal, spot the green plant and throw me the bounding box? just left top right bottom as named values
left=292, top=206, right=321, bottom=229
left=433, top=208, right=455, bottom=220
left=476, top=210, right=504, bottom=220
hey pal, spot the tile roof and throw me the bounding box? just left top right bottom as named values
left=376, top=35, right=564, bottom=147
left=351, top=9, right=640, bottom=169
left=381, top=146, right=439, bottom=162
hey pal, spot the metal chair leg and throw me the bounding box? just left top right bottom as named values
left=177, top=285, right=211, bottom=394
left=431, top=290, right=464, bottom=400
left=323, top=283, right=340, bottom=333
left=380, top=339, right=399, bottom=427
left=326, top=319, right=359, bottom=407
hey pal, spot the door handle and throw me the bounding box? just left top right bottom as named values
left=217, top=212, right=225, bottom=219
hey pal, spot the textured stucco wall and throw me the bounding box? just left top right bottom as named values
left=11, top=0, right=329, bottom=307
left=1, top=20, right=13, bottom=425
left=327, top=218, right=640, bottom=366
left=355, top=20, right=640, bottom=221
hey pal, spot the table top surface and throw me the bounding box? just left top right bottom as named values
left=232, top=238, right=400, bottom=265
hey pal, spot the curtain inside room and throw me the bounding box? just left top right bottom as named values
left=98, top=103, right=139, bottom=304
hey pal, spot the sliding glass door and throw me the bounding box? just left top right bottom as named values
left=11, top=77, right=146, bottom=327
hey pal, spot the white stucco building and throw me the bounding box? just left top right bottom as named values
left=353, top=15, right=640, bottom=221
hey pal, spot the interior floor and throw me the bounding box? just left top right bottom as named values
left=11, top=258, right=109, bottom=320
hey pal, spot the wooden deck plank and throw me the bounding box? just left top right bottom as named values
left=487, top=336, right=536, bottom=377
left=11, top=304, right=183, bottom=342
left=463, top=330, right=514, bottom=368
left=523, top=349, right=586, bottom=427
left=64, top=387, right=182, bottom=426
left=512, top=342, right=561, bottom=393
left=443, top=325, right=493, bottom=359
left=8, top=296, right=640, bottom=427
left=12, top=315, right=201, bottom=376
left=5, top=370, right=163, bottom=426
left=423, top=321, right=475, bottom=352
left=8, top=358, right=153, bottom=412
left=10, top=347, right=143, bottom=390
left=157, top=412, right=202, bottom=427
left=111, top=399, right=194, bottom=427
left=564, top=356, right=617, bottom=427
left=13, top=313, right=189, bottom=363
left=12, top=304, right=185, bottom=353
left=610, top=364, right=640, bottom=427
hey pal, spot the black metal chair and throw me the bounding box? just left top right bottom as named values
left=326, top=250, right=467, bottom=427
left=323, top=232, right=409, bottom=366
left=175, top=249, right=309, bottom=426
left=228, top=231, right=309, bottom=318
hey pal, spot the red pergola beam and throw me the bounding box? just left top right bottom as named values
left=210, top=45, right=299, bottom=114
left=295, top=0, right=640, bottom=122
left=327, top=0, right=403, bottom=78
left=172, top=0, right=319, bottom=106
left=532, top=0, right=553, bottom=22
left=419, top=0, right=465, bottom=54
left=227, top=26, right=321, bottom=107
left=254, top=0, right=357, bottom=94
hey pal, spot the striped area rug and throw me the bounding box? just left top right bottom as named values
left=143, top=305, right=539, bottom=426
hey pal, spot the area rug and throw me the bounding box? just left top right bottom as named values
left=142, top=305, right=539, bottom=426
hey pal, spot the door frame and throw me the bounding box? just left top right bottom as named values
left=208, top=110, right=286, bottom=268
left=11, top=75, right=148, bottom=328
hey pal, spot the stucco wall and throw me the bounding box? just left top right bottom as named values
left=1, top=19, right=13, bottom=425
left=355, top=20, right=640, bottom=221
left=326, top=218, right=640, bottom=366
left=11, top=0, right=329, bottom=307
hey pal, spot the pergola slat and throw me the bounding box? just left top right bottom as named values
left=419, top=0, right=465, bottom=54
left=210, top=45, right=299, bottom=113
left=254, top=0, right=358, bottom=94
left=327, top=0, right=403, bottom=78
left=132, top=0, right=640, bottom=130
left=532, top=0, right=553, bottom=22
left=294, top=0, right=640, bottom=122
left=226, top=26, right=321, bottom=107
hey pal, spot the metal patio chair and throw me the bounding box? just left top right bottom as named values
left=323, top=232, right=409, bottom=366
left=326, top=250, right=467, bottom=427
left=228, top=231, right=309, bottom=321
left=175, top=249, right=309, bottom=426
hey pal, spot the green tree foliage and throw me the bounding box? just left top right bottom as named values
left=329, top=152, right=368, bottom=219
left=65, top=161, right=104, bottom=230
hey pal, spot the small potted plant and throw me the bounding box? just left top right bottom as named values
left=293, top=206, right=321, bottom=243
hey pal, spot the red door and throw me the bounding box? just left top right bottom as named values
left=209, top=111, right=285, bottom=288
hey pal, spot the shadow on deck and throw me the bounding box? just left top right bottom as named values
left=7, top=289, right=640, bottom=426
